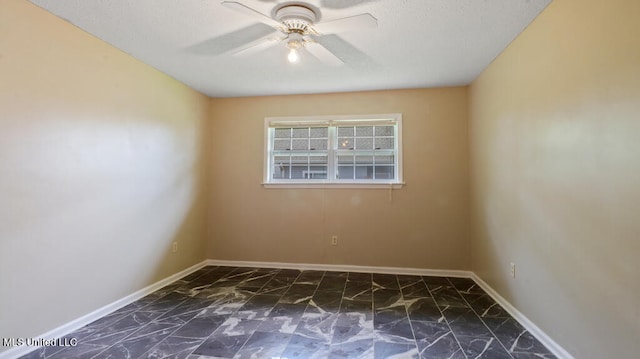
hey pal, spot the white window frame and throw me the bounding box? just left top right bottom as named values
left=263, top=113, right=404, bottom=188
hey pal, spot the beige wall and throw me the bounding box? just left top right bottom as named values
left=0, top=0, right=210, bottom=346
left=208, top=88, right=470, bottom=270
left=469, top=0, right=640, bottom=358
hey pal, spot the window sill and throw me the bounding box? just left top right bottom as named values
left=262, top=182, right=405, bottom=189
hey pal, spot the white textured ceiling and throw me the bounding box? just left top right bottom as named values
left=29, top=0, right=551, bottom=97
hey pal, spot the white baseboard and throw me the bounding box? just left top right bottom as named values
left=470, top=273, right=574, bottom=359
left=0, top=261, right=208, bottom=359
left=205, top=259, right=473, bottom=278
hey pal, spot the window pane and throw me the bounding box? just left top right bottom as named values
left=272, top=154, right=328, bottom=180
left=290, top=166, right=308, bottom=179
left=355, top=166, right=373, bottom=179
left=338, top=137, right=354, bottom=150
left=308, top=166, right=328, bottom=179
left=355, top=137, right=373, bottom=150
left=274, top=139, right=290, bottom=150
left=356, top=155, right=373, bottom=164
left=376, top=155, right=394, bottom=164
left=273, top=128, right=291, bottom=138
left=290, top=154, right=307, bottom=179
left=374, top=166, right=395, bottom=179
left=375, top=126, right=394, bottom=136
left=338, top=127, right=354, bottom=136
left=375, top=138, right=394, bottom=150
left=310, top=139, right=327, bottom=150
left=338, top=166, right=354, bottom=179
left=292, top=139, right=309, bottom=150
left=356, top=126, right=373, bottom=136
left=310, top=127, right=328, bottom=137
left=292, top=128, right=309, bottom=138
left=273, top=156, right=290, bottom=179
left=275, top=128, right=291, bottom=138
left=272, top=166, right=289, bottom=179
left=291, top=155, right=307, bottom=163
left=337, top=154, right=354, bottom=164
left=309, top=155, right=328, bottom=164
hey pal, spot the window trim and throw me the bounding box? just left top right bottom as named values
left=263, top=113, right=404, bottom=188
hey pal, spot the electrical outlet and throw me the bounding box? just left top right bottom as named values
left=172, top=242, right=178, bottom=253
left=510, top=262, right=516, bottom=278
left=331, top=235, right=338, bottom=246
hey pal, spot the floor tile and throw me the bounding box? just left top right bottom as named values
left=237, top=272, right=274, bottom=290
left=172, top=315, right=227, bottom=339
left=279, top=283, right=317, bottom=304
left=233, top=331, right=291, bottom=359
left=235, top=294, right=280, bottom=319
left=344, top=280, right=373, bottom=302
left=295, top=270, right=325, bottom=285
left=483, top=317, right=556, bottom=357
left=396, top=275, right=423, bottom=288
left=443, top=307, right=492, bottom=337
left=457, top=335, right=513, bottom=359
left=448, top=277, right=486, bottom=295
left=422, top=276, right=451, bottom=286
left=295, top=312, right=339, bottom=342
left=401, top=281, right=431, bottom=299
left=192, top=333, right=250, bottom=358
left=411, top=322, right=464, bottom=359
left=332, top=325, right=374, bottom=345
left=282, top=339, right=331, bottom=359
left=258, top=278, right=292, bottom=296
left=373, top=289, right=403, bottom=310
left=212, top=317, right=262, bottom=337
left=337, top=299, right=373, bottom=328
left=374, top=316, right=415, bottom=344
left=140, top=336, right=204, bottom=359
left=405, top=297, right=443, bottom=322
left=329, top=339, right=374, bottom=359
left=307, top=290, right=343, bottom=313
left=462, top=293, right=511, bottom=318
left=430, top=286, right=469, bottom=308
left=372, top=274, right=400, bottom=290
left=317, top=276, right=347, bottom=292
left=373, top=341, right=419, bottom=359
left=47, top=343, right=109, bottom=359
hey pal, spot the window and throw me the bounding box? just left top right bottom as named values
left=264, top=114, right=403, bottom=187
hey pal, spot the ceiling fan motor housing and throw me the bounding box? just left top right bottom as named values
left=275, top=5, right=317, bottom=33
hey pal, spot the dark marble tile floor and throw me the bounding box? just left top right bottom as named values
left=19, top=266, right=556, bottom=358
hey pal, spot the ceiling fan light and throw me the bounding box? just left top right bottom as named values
left=287, top=48, right=300, bottom=63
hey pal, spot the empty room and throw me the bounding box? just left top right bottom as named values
left=1, top=0, right=638, bottom=358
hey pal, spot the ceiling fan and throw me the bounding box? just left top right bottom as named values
left=220, top=1, right=378, bottom=65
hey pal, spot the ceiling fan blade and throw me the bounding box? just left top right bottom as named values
left=186, top=23, right=276, bottom=56
left=305, top=41, right=343, bottom=66
left=221, top=1, right=284, bottom=30
left=313, top=13, right=377, bottom=34
left=313, top=34, right=377, bottom=69
left=320, top=0, right=377, bottom=9
left=233, top=33, right=285, bottom=56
